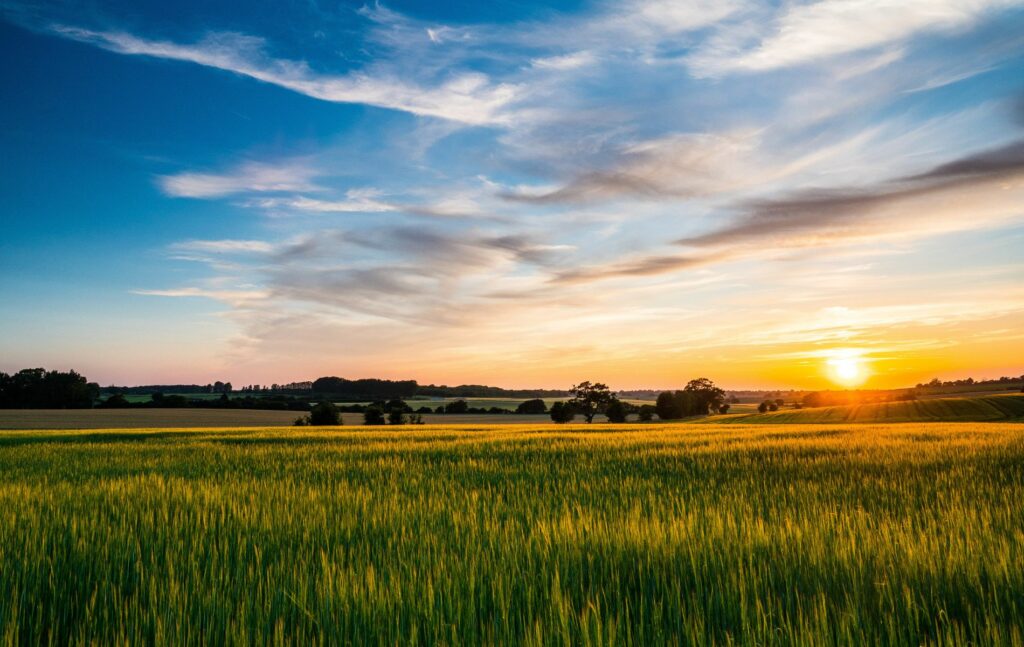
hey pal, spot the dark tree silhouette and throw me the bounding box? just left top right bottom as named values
left=637, top=404, right=656, bottom=422
left=684, top=378, right=726, bottom=414
left=363, top=408, right=386, bottom=425
left=388, top=408, right=406, bottom=425
left=515, top=398, right=548, bottom=414
left=604, top=399, right=627, bottom=423
left=444, top=399, right=469, bottom=414
left=568, top=381, right=615, bottom=423
left=309, top=401, right=341, bottom=426
left=549, top=401, right=575, bottom=423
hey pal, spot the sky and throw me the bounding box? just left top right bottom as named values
left=1, top=0, right=1023, bottom=390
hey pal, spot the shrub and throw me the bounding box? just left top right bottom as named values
left=549, top=401, right=575, bottom=423
left=605, top=399, right=627, bottom=423
left=515, top=398, right=547, bottom=414
left=308, top=401, right=341, bottom=426
left=363, top=408, right=386, bottom=425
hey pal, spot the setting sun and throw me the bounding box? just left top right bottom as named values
left=826, top=351, right=870, bottom=387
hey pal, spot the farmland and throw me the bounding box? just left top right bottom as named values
left=1, top=422, right=1022, bottom=644
left=710, top=394, right=1024, bottom=424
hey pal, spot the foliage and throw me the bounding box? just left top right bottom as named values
left=308, top=401, right=342, bottom=426
left=683, top=378, right=726, bottom=414
left=604, top=399, right=628, bottom=423
left=363, top=408, right=386, bottom=426
left=0, top=368, right=99, bottom=409
left=637, top=404, right=656, bottom=422
left=388, top=408, right=406, bottom=425
left=515, top=398, right=548, bottom=414
left=549, top=401, right=575, bottom=423
left=655, top=390, right=701, bottom=419
left=568, top=381, right=615, bottom=423
left=444, top=399, right=469, bottom=414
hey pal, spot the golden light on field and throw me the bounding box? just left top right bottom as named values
left=825, top=350, right=870, bottom=387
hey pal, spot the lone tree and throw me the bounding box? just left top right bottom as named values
left=568, top=381, right=615, bottom=423
left=683, top=378, right=726, bottom=414
left=549, top=401, right=575, bottom=423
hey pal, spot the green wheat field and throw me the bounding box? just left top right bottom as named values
left=1, top=422, right=1022, bottom=645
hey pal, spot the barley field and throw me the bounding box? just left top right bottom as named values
left=1, top=422, right=1022, bottom=645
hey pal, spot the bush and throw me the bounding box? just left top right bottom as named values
left=637, top=404, right=656, bottom=422
left=388, top=408, right=406, bottom=425
left=363, top=408, right=386, bottom=425
left=605, top=399, right=627, bottom=423
left=718, top=403, right=731, bottom=414
left=309, top=401, right=341, bottom=426
left=549, top=401, right=575, bottom=423
left=444, top=400, right=469, bottom=414
left=515, top=398, right=547, bottom=414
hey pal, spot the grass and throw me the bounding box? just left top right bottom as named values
left=1, top=422, right=1022, bottom=645
left=710, top=394, right=1024, bottom=424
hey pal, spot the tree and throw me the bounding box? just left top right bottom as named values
left=101, top=394, right=130, bottom=408
left=605, top=399, right=627, bottom=423
left=683, top=378, right=726, bottom=414
left=718, top=403, right=731, bottom=414
left=768, top=402, right=779, bottom=412
left=363, top=408, right=386, bottom=425
left=388, top=408, right=406, bottom=425
left=444, top=399, right=469, bottom=414
left=568, top=381, right=615, bottom=423
left=803, top=392, right=823, bottom=408
left=309, top=401, right=341, bottom=426
left=515, top=398, right=547, bottom=414
left=637, top=404, right=656, bottom=422
left=549, top=401, right=575, bottom=423
left=758, top=401, right=770, bottom=413
left=656, top=391, right=682, bottom=420
left=774, top=398, right=785, bottom=407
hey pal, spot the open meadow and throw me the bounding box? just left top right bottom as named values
left=1, top=422, right=1022, bottom=645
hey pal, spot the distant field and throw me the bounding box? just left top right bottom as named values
left=709, top=394, right=1024, bottom=424
left=0, top=408, right=553, bottom=429
left=1, top=422, right=1021, bottom=644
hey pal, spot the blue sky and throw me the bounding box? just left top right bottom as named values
left=2, top=0, right=1023, bottom=388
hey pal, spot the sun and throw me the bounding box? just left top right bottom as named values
left=825, top=351, right=869, bottom=387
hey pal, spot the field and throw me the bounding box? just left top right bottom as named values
left=0, top=409, right=552, bottom=429
left=711, top=394, right=1024, bottom=424
left=1, top=422, right=1022, bottom=644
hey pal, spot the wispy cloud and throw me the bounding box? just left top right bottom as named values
left=170, top=239, right=275, bottom=253
left=690, top=0, right=1023, bottom=74
left=158, top=162, right=319, bottom=198
left=678, top=137, right=1024, bottom=249
left=51, top=26, right=521, bottom=125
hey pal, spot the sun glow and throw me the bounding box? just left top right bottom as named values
left=825, top=350, right=870, bottom=387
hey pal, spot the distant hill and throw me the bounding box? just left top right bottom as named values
left=703, top=394, right=1024, bottom=424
